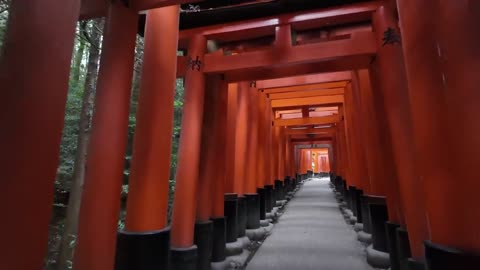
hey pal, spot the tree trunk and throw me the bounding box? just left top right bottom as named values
left=56, top=18, right=104, bottom=270
left=71, top=22, right=87, bottom=89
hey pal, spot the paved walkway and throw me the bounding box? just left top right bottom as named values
left=247, top=178, right=375, bottom=270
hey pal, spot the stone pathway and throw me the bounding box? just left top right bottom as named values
left=246, top=178, right=375, bottom=270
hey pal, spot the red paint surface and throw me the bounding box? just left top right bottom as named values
left=225, top=83, right=238, bottom=193
left=0, top=1, right=80, bottom=269
left=398, top=0, right=480, bottom=252
left=125, top=5, right=179, bottom=232
left=74, top=2, right=138, bottom=269
left=170, top=34, right=207, bottom=248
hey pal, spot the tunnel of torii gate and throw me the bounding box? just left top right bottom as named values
left=1, top=0, right=480, bottom=270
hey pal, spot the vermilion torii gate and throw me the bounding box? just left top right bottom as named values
left=1, top=1, right=480, bottom=270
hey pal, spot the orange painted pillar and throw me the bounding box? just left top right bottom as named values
left=334, top=130, right=342, bottom=176
left=298, top=149, right=304, bottom=174
left=225, top=83, right=238, bottom=193
left=271, top=125, right=280, bottom=181
left=73, top=2, right=138, bottom=269
left=124, top=5, right=179, bottom=232
left=265, top=96, right=274, bottom=185
left=284, top=135, right=289, bottom=176
left=303, top=149, right=309, bottom=174
left=210, top=76, right=229, bottom=263
left=398, top=0, right=480, bottom=257
left=333, top=135, right=340, bottom=175
left=325, top=154, right=331, bottom=172
left=193, top=74, right=227, bottom=268
left=245, top=85, right=259, bottom=194
left=196, top=75, right=221, bottom=222
left=287, top=138, right=294, bottom=177
left=211, top=77, right=228, bottom=218
left=170, top=34, right=207, bottom=255
left=0, top=0, right=80, bottom=268
left=344, top=83, right=369, bottom=190
left=257, top=91, right=268, bottom=188
left=116, top=6, right=179, bottom=268
left=338, top=119, right=348, bottom=180
left=353, top=69, right=403, bottom=222
left=372, top=4, right=428, bottom=259
left=233, top=82, right=250, bottom=196
left=277, top=127, right=285, bottom=179
left=233, top=82, right=250, bottom=235
left=245, top=84, right=262, bottom=228
left=306, top=149, right=312, bottom=173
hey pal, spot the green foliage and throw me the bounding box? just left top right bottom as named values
left=56, top=21, right=97, bottom=189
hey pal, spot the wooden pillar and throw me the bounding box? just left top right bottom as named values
left=333, top=134, right=340, bottom=175
left=372, top=4, right=428, bottom=259
left=286, top=137, right=293, bottom=177
left=344, top=83, right=369, bottom=190
left=196, top=75, right=222, bottom=222
left=398, top=0, right=480, bottom=255
left=271, top=125, right=280, bottom=181
left=257, top=91, right=267, bottom=189
left=74, top=2, right=138, bottom=269
left=300, top=149, right=306, bottom=174
left=353, top=69, right=403, bottom=222
left=306, top=149, right=312, bottom=173
left=170, top=34, right=207, bottom=250
left=114, top=6, right=179, bottom=269
left=265, top=95, right=273, bottom=185
left=193, top=74, right=226, bottom=269
left=124, top=5, right=179, bottom=232
left=233, top=82, right=249, bottom=195
left=338, top=114, right=350, bottom=181
left=211, top=78, right=228, bottom=218
left=0, top=1, right=80, bottom=268
left=278, top=127, right=286, bottom=179
left=210, top=76, right=228, bottom=264
left=245, top=84, right=259, bottom=194
left=225, top=83, right=238, bottom=193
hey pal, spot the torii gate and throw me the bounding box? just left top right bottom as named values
left=1, top=1, right=480, bottom=270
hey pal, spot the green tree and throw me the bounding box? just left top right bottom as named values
left=56, top=19, right=104, bottom=270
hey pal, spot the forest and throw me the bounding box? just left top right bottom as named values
left=0, top=2, right=184, bottom=269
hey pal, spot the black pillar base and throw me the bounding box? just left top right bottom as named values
left=245, top=193, right=260, bottom=229
left=407, top=258, right=425, bottom=270
left=224, top=193, right=238, bottom=243
left=386, top=222, right=401, bottom=270
left=237, top=195, right=247, bottom=237
left=257, top=188, right=266, bottom=220
left=170, top=246, right=197, bottom=270
left=115, top=227, right=170, bottom=270
left=194, top=220, right=213, bottom=270
left=342, top=179, right=348, bottom=200
left=354, top=188, right=364, bottom=222
left=369, top=197, right=389, bottom=253
left=349, top=186, right=358, bottom=215
left=211, top=217, right=226, bottom=263
left=360, top=195, right=372, bottom=234
left=425, top=240, right=480, bottom=270
left=264, top=185, right=274, bottom=212
left=284, top=176, right=291, bottom=193
left=274, top=179, right=284, bottom=201
left=396, top=227, right=413, bottom=270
